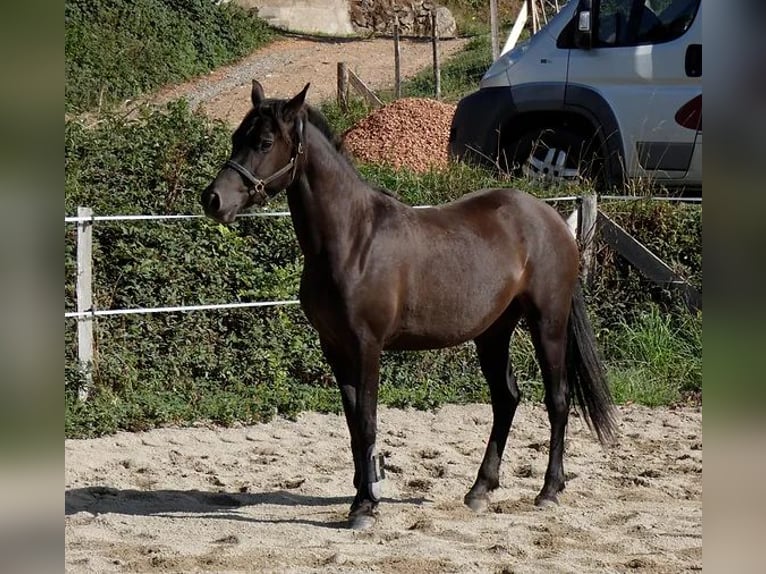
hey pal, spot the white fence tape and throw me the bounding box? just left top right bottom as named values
left=64, top=299, right=300, bottom=319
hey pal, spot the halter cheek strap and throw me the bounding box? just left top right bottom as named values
left=224, top=118, right=305, bottom=205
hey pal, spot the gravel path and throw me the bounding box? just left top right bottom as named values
left=148, top=36, right=469, bottom=125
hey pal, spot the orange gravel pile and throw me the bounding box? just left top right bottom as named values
left=343, top=98, right=457, bottom=173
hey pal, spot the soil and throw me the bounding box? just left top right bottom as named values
left=65, top=403, right=702, bottom=573
left=147, top=36, right=469, bottom=126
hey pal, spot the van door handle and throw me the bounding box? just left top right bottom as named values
left=685, top=44, right=701, bottom=77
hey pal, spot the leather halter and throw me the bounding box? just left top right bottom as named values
left=223, top=119, right=305, bottom=205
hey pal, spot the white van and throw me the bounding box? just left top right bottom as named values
left=448, top=0, right=702, bottom=192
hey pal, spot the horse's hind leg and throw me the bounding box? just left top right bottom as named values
left=465, top=302, right=522, bottom=512
left=527, top=301, right=571, bottom=507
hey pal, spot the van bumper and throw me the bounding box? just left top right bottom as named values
left=448, top=87, right=515, bottom=167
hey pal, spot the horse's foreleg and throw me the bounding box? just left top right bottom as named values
left=320, top=341, right=363, bottom=494
left=465, top=307, right=521, bottom=512
left=348, top=344, right=382, bottom=530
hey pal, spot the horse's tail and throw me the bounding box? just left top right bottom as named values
left=566, top=282, right=618, bottom=445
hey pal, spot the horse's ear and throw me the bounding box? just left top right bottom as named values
left=283, top=83, right=310, bottom=122
left=251, top=80, right=265, bottom=107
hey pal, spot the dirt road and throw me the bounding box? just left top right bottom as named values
left=65, top=403, right=702, bottom=573
left=148, top=36, right=469, bottom=126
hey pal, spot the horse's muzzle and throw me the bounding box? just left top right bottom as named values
left=201, top=186, right=237, bottom=224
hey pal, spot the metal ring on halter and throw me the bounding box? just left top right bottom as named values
left=249, top=179, right=269, bottom=205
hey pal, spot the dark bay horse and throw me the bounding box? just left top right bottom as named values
left=201, top=81, right=617, bottom=530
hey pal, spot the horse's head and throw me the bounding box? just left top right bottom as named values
left=201, top=81, right=309, bottom=224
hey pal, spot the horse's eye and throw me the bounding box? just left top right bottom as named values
left=260, top=139, right=274, bottom=152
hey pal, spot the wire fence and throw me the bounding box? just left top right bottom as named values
left=64, top=199, right=570, bottom=318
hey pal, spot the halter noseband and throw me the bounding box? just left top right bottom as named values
left=224, top=119, right=305, bottom=205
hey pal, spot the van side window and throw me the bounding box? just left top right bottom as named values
left=597, top=0, right=699, bottom=47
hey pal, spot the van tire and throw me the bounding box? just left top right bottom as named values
left=505, top=127, right=601, bottom=186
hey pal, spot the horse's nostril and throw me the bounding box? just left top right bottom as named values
left=207, top=191, right=221, bottom=212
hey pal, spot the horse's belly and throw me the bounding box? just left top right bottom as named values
left=384, top=331, right=475, bottom=351
left=385, top=291, right=513, bottom=350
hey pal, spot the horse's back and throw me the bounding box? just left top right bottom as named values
left=366, top=187, right=577, bottom=350
left=421, top=188, right=573, bottom=247
left=415, top=186, right=580, bottom=308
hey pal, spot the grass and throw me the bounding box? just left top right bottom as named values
left=66, top=301, right=702, bottom=438
left=605, top=306, right=702, bottom=406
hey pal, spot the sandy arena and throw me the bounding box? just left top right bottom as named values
left=66, top=403, right=701, bottom=573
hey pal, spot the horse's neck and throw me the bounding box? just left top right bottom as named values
left=286, top=124, right=372, bottom=260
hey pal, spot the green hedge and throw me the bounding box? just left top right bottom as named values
left=65, top=104, right=701, bottom=437
left=65, top=0, right=273, bottom=112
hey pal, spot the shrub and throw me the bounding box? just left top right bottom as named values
left=587, top=199, right=702, bottom=330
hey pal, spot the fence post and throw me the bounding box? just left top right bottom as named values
left=431, top=11, right=441, bottom=99
left=337, top=62, right=349, bottom=111
left=489, top=0, right=500, bottom=60
left=578, top=193, right=598, bottom=285
left=394, top=14, right=401, bottom=99
left=76, top=206, right=94, bottom=400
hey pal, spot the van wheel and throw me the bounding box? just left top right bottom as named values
left=507, top=128, right=600, bottom=185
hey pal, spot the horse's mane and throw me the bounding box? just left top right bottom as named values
left=304, top=106, right=397, bottom=199
left=304, top=106, right=348, bottom=158
left=253, top=99, right=398, bottom=199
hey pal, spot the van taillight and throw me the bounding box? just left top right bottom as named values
left=675, top=95, right=702, bottom=131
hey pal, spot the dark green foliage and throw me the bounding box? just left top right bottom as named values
left=318, top=99, right=372, bottom=136
left=65, top=0, right=273, bottom=112
left=587, top=199, right=702, bottom=330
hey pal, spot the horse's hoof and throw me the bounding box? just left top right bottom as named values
left=534, top=494, right=559, bottom=508
left=348, top=513, right=377, bottom=531
left=464, top=494, right=489, bottom=513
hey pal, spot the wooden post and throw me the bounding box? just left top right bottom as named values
left=394, top=14, right=401, bottom=99
left=431, top=11, right=441, bottom=99
left=489, top=0, right=500, bottom=61
left=566, top=207, right=579, bottom=239
left=337, top=62, right=349, bottom=111
left=348, top=69, right=384, bottom=108
left=76, top=206, right=94, bottom=400
left=578, top=193, right=598, bottom=285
